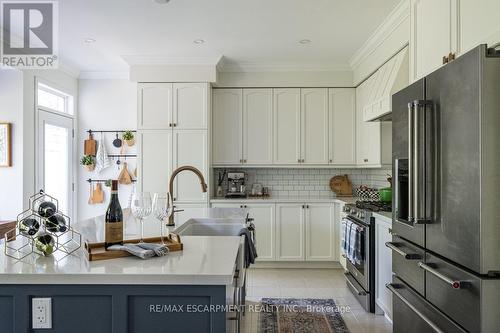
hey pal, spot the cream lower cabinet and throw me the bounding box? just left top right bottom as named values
left=276, top=204, right=305, bottom=260
left=375, top=216, right=393, bottom=320
left=305, top=203, right=335, bottom=261
left=211, top=202, right=275, bottom=261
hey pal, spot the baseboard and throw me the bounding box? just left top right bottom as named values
left=251, top=261, right=342, bottom=269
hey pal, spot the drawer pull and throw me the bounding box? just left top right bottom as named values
left=418, top=262, right=469, bottom=289
left=385, top=242, right=422, bottom=260
left=387, top=283, right=445, bottom=333
left=344, top=273, right=366, bottom=296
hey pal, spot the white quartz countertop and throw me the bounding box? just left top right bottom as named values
left=210, top=196, right=358, bottom=204
left=0, top=209, right=246, bottom=285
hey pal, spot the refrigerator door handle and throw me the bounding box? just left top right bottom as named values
left=418, top=262, right=470, bottom=290
left=386, top=283, right=445, bottom=333
left=407, top=102, right=414, bottom=222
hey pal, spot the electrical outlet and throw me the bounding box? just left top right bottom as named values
left=32, top=298, right=52, bottom=329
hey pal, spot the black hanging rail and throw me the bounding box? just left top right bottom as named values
left=107, top=154, right=137, bottom=158
left=87, top=130, right=137, bottom=134
left=86, top=178, right=137, bottom=183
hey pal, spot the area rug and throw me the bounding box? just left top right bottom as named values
left=259, top=298, right=350, bottom=333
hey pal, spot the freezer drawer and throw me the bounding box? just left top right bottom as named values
left=386, top=235, right=425, bottom=295
left=388, top=276, right=467, bottom=333
left=422, top=253, right=482, bottom=333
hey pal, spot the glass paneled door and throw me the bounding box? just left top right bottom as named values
left=37, top=110, right=74, bottom=218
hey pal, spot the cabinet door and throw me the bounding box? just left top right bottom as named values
left=276, top=204, right=304, bottom=260
left=172, top=130, right=208, bottom=203
left=375, top=218, right=393, bottom=319
left=172, top=203, right=209, bottom=227
left=212, top=89, right=243, bottom=165
left=329, top=89, right=356, bottom=165
left=246, top=204, right=275, bottom=261
left=356, top=78, right=382, bottom=166
left=305, top=204, right=334, bottom=261
left=138, top=83, right=173, bottom=129
left=173, top=83, right=208, bottom=129
left=273, top=89, right=301, bottom=164
left=138, top=130, right=172, bottom=195
left=459, top=0, right=500, bottom=55
left=301, top=89, right=329, bottom=164
left=243, top=89, right=273, bottom=165
left=410, top=0, right=457, bottom=81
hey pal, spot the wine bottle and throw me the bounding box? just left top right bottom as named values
left=35, top=233, right=55, bottom=256
left=46, top=214, right=68, bottom=233
left=105, top=180, right=123, bottom=249
left=37, top=201, right=56, bottom=218
left=19, top=218, right=40, bottom=236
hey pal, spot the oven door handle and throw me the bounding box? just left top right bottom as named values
left=387, top=283, right=444, bottom=333
left=385, top=242, right=422, bottom=260
left=344, top=272, right=366, bottom=296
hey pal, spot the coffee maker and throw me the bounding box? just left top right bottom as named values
left=225, top=172, right=247, bottom=198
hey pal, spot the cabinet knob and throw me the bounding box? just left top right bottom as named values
left=301, top=159, right=305, bottom=163
left=173, top=123, right=177, bottom=127
left=329, top=159, right=333, bottom=163
left=169, top=123, right=172, bottom=127
left=364, top=158, right=368, bottom=163
left=442, top=55, right=449, bottom=64
left=448, top=52, right=456, bottom=61
left=302, top=205, right=305, bottom=209
left=243, top=159, right=247, bottom=163
left=306, top=205, right=309, bottom=209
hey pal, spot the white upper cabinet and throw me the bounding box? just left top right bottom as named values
left=329, top=88, right=356, bottom=165
left=273, top=89, right=301, bottom=164
left=356, top=77, right=383, bottom=166
left=138, top=130, right=172, bottom=193
left=305, top=203, right=335, bottom=261
left=172, top=130, right=208, bottom=203
left=138, top=83, right=173, bottom=129
left=410, top=0, right=459, bottom=82
left=212, top=89, right=243, bottom=165
left=173, top=83, right=208, bottom=129
left=243, top=89, right=273, bottom=165
left=301, top=89, right=329, bottom=164
left=459, top=0, right=500, bottom=54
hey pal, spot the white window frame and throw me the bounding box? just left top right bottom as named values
left=34, top=77, right=77, bottom=222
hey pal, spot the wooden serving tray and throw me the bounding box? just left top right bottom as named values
left=84, top=234, right=183, bottom=261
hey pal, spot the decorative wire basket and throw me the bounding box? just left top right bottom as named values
left=4, top=190, right=81, bottom=261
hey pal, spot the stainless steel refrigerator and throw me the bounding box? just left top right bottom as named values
left=387, top=44, right=500, bottom=333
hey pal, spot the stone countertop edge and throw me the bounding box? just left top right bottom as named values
left=210, top=196, right=360, bottom=204
left=0, top=236, right=241, bottom=285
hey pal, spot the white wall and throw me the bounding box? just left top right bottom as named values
left=77, top=79, right=137, bottom=220
left=0, top=68, right=24, bottom=220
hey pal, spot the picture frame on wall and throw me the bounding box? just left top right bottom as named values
left=0, top=123, right=12, bottom=167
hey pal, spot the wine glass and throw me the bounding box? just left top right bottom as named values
left=131, top=192, right=152, bottom=243
left=153, top=193, right=174, bottom=244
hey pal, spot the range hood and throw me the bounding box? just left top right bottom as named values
left=362, top=47, right=409, bottom=121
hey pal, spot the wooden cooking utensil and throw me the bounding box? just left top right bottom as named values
left=118, top=162, right=132, bottom=185
left=329, top=175, right=353, bottom=197
left=92, top=183, right=105, bottom=204
left=84, top=133, right=97, bottom=156
left=88, top=183, right=94, bottom=204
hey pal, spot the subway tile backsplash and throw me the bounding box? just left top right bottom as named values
left=213, top=167, right=392, bottom=198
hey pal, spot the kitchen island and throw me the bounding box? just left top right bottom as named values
left=0, top=210, right=244, bottom=333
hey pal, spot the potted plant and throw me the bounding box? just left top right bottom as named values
left=122, top=131, right=135, bottom=147
left=80, top=155, right=95, bottom=171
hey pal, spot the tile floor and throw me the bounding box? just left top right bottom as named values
left=241, top=268, right=392, bottom=333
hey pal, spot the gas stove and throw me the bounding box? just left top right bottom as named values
left=355, top=200, right=392, bottom=212
left=343, top=200, right=392, bottom=225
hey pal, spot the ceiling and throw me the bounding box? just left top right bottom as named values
left=58, top=0, right=401, bottom=75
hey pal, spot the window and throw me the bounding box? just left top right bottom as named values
left=37, top=83, right=73, bottom=115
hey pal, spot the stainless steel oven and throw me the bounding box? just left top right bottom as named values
left=342, top=204, right=376, bottom=313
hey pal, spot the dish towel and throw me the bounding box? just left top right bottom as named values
left=107, top=243, right=169, bottom=259
left=341, top=218, right=349, bottom=253
left=348, top=222, right=357, bottom=263
left=239, top=228, right=258, bottom=268
left=353, top=228, right=364, bottom=265
left=94, top=132, right=111, bottom=174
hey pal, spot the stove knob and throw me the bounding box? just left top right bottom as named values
left=360, top=212, right=365, bottom=219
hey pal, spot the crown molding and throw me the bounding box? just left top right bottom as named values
left=122, top=55, right=222, bottom=67
left=217, top=61, right=352, bottom=73
left=349, top=0, right=409, bottom=69
left=79, top=71, right=129, bottom=80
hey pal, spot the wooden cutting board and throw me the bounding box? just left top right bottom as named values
left=329, top=175, right=353, bottom=196
left=84, top=234, right=183, bottom=261
left=84, top=133, right=97, bottom=156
